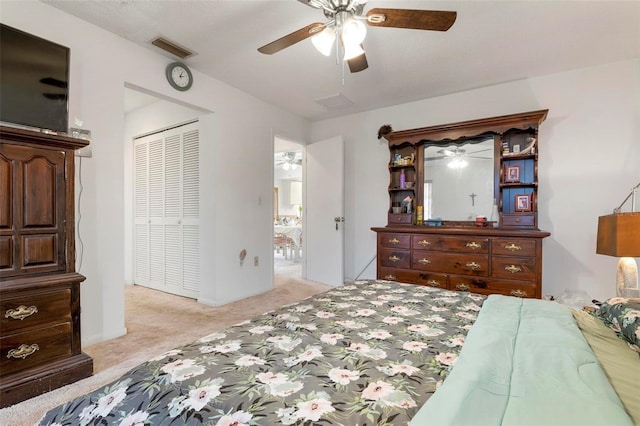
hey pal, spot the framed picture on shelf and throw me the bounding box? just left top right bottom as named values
left=515, top=193, right=532, bottom=212
left=504, top=165, right=521, bottom=183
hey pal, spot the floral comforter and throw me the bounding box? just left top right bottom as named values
left=38, top=280, right=486, bottom=426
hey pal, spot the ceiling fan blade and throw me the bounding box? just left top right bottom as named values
left=366, top=8, right=456, bottom=31
left=258, top=22, right=326, bottom=55
left=348, top=50, right=368, bottom=73
left=297, top=0, right=324, bottom=9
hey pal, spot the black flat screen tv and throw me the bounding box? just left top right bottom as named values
left=0, top=24, right=70, bottom=134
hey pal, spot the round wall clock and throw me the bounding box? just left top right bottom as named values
left=165, top=62, right=193, bottom=91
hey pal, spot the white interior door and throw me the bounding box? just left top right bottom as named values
left=133, top=121, right=200, bottom=298
left=305, top=136, right=344, bottom=286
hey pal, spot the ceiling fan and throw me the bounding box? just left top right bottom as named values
left=275, top=152, right=303, bottom=170
left=257, top=0, right=457, bottom=73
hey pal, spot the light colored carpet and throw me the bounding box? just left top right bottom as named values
left=0, top=260, right=329, bottom=426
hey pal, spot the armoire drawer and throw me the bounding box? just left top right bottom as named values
left=1, top=289, right=72, bottom=334
left=0, top=322, right=72, bottom=376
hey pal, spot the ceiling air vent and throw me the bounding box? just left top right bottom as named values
left=315, top=93, right=354, bottom=110
left=150, top=36, right=195, bottom=59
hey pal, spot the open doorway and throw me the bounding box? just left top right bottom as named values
left=273, top=136, right=304, bottom=280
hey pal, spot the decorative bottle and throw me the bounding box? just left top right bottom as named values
left=490, top=199, right=500, bottom=227
left=400, top=169, right=406, bottom=189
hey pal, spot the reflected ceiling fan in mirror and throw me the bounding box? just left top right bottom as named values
left=426, top=146, right=493, bottom=169
left=275, top=152, right=303, bottom=170
left=258, top=0, right=457, bottom=73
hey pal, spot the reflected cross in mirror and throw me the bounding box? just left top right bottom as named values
left=470, top=193, right=477, bottom=206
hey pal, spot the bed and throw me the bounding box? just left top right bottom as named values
left=36, top=280, right=637, bottom=426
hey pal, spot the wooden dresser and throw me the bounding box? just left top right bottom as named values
left=374, top=111, right=550, bottom=298
left=0, top=126, right=93, bottom=407
left=372, top=227, right=549, bottom=298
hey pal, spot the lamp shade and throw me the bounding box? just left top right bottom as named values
left=596, top=212, right=640, bottom=257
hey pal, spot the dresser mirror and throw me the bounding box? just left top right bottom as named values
left=423, top=135, right=496, bottom=221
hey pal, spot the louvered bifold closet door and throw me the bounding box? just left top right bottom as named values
left=133, top=121, right=199, bottom=298
left=134, top=141, right=149, bottom=285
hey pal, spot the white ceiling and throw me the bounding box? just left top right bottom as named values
left=45, top=1, right=639, bottom=122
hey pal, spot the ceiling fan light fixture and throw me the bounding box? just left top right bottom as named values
left=341, top=18, right=366, bottom=46
left=311, top=26, right=335, bottom=56
left=343, top=41, right=365, bottom=60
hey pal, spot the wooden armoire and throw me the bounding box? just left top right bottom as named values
left=0, top=126, right=93, bottom=407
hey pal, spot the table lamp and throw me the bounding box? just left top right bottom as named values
left=596, top=182, right=640, bottom=298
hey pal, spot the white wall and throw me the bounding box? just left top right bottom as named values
left=3, top=2, right=310, bottom=345
left=310, top=59, right=640, bottom=302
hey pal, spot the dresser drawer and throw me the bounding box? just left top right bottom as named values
left=412, top=252, right=488, bottom=276
left=412, top=235, right=488, bottom=253
left=502, top=214, right=535, bottom=228
left=0, top=322, right=72, bottom=376
left=492, top=238, right=537, bottom=256
left=1, top=289, right=72, bottom=334
left=379, top=249, right=411, bottom=269
left=449, top=276, right=537, bottom=298
left=378, top=233, right=411, bottom=249
left=491, top=256, right=537, bottom=281
left=378, top=268, right=448, bottom=289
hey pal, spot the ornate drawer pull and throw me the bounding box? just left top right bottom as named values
left=418, top=258, right=431, bottom=265
left=505, top=265, right=522, bottom=273
left=510, top=289, right=528, bottom=297
left=388, top=238, right=400, bottom=245
left=466, top=242, right=481, bottom=250
left=426, top=280, right=441, bottom=287
left=504, top=243, right=522, bottom=252
left=384, top=274, right=396, bottom=280
left=7, top=344, right=39, bottom=360
left=466, top=262, right=481, bottom=270
left=389, top=255, right=400, bottom=263
left=5, top=305, right=39, bottom=321
left=456, top=283, right=470, bottom=291
left=417, top=240, right=431, bottom=247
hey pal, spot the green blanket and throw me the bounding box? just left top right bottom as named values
left=410, top=295, right=633, bottom=426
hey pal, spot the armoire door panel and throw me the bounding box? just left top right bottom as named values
left=22, top=235, right=57, bottom=266
left=0, top=155, right=11, bottom=229
left=0, top=236, right=12, bottom=269
left=0, top=144, right=65, bottom=276
left=22, top=156, right=57, bottom=227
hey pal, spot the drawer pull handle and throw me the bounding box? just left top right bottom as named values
left=426, top=280, right=441, bottom=288
left=510, top=289, right=528, bottom=297
left=7, top=344, right=39, bottom=360
left=505, top=265, right=522, bottom=273
left=504, top=243, right=522, bottom=252
left=388, top=238, right=400, bottom=245
left=384, top=274, right=396, bottom=280
left=466, top=262, right=481, bottom=270
left=466, top=242, right=481, bottom=250
left=418, top=258, right=431, bottom=265
left=5, top=305, right=38, bottom=321
left=418, top=240, right=431, bottom=247
left=389, top=255, right=400, bottom=263
left=456, top=283, right=470, bottom=291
